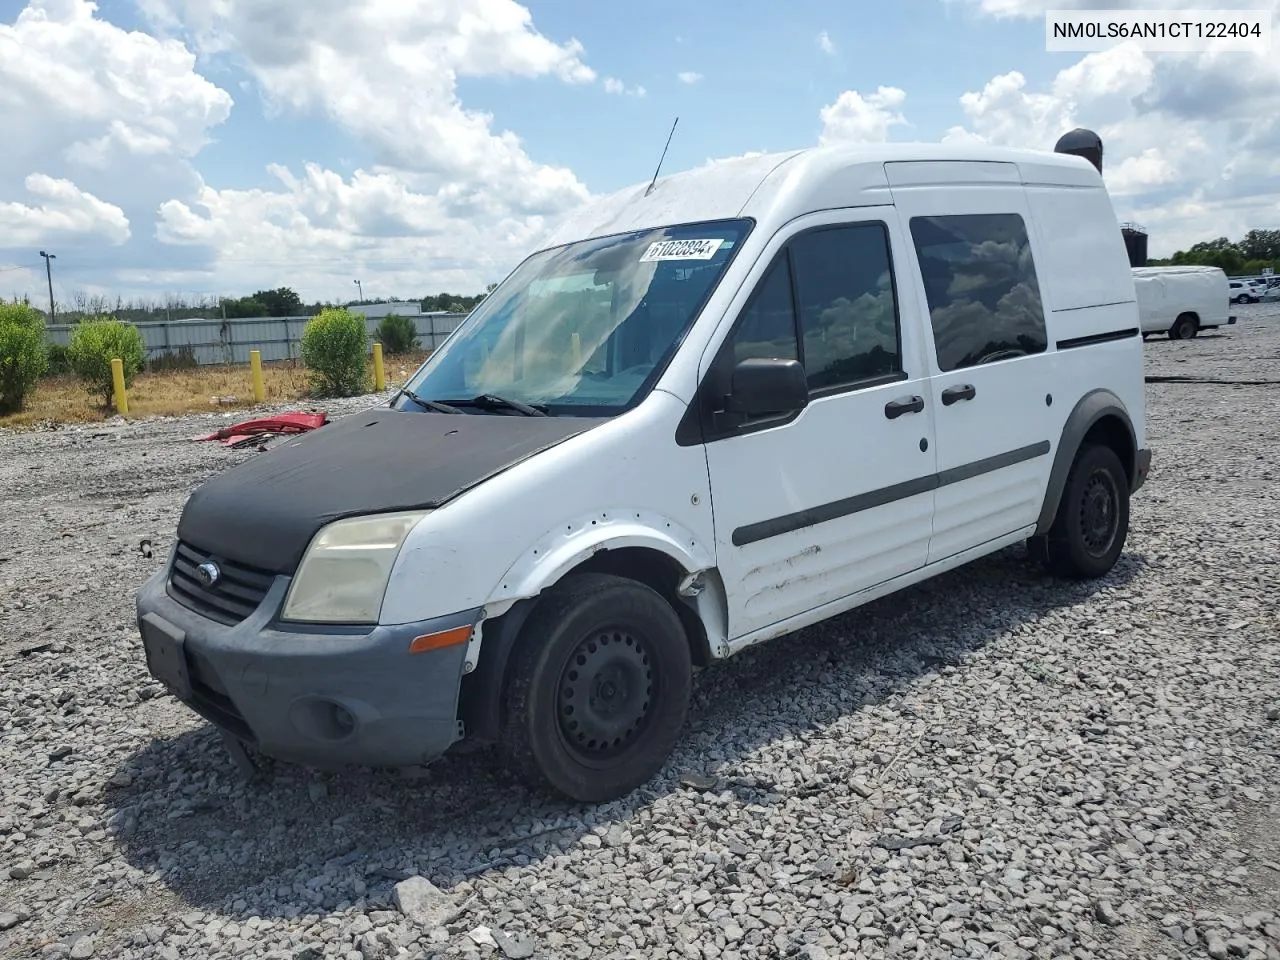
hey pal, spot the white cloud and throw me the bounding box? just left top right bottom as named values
left=139, top=0, right=599, bottom=197
left=818, top=86, right=910, bottom=145
left=938, top=0, right=1280, bottom=255
left=0, top=173, right=130, bottom=246
left=677, top=71, right=704, bottom=84
left=0, top=0, right=621, bottom=301
left=0, top=0, right=233, bottom=169
left=149, top=165, right=559, bottom=299
left=604, top=76, right=646, bottom=97
left=817, top=30, right=835, bottom=54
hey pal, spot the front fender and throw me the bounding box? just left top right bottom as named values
left=487, top=508, right=717, bottom=606
left=455, top=509, right=725, bottom=746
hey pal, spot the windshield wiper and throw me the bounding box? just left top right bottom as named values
left=394, top=387, right=463, bottom=415
left=441, top=394, right=550, bottom=417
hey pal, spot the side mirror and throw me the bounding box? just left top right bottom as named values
left=725, top=357, right=809, bottom=418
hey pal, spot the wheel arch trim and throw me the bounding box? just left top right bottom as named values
left=456, top=511, right=727, bottom=745
left=1034, top=388, right=1137, bottom=536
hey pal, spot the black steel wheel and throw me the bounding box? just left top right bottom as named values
left=501, top=572, right=692, bottom=802
left=556, top=627, right=655, bottom=763
left=1041, top=443, right=1131, bottom=579
left=1078, top=467, right=1121, bottom=559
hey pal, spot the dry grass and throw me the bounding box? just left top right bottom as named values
left=0, top=350, right=431, bottom=429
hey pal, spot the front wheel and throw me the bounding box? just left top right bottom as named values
left=501, top=572, right=693, bottom=803
left=1036, top=443, right=1131, bottom=580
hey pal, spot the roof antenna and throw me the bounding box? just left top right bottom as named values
left=645, top=116, right=679, bottom=197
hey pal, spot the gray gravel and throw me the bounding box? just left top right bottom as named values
left=3, top=306, right=1279, bottom=960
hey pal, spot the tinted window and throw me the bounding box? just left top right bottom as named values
left=909, top=213, right=1047, bottom=372
left=723, top=223, right=902, bottom=390
left=789, top=224, right=901, bottom=390
left=729, top=255, right=798, bottom=365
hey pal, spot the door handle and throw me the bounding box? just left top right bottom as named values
left=941, top=383, right=976, bottom=406
left=884, top=395, right=925, bottom=419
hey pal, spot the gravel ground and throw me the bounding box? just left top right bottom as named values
left=2, top=306, right=1279, bottom=960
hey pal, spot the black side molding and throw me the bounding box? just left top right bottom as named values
left=731, top=441, right=1050, bottom=547
left=1056, top=328, right=1140, bottom=351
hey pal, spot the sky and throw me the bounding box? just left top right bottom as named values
left=0, top=0, right=1277, bottom=309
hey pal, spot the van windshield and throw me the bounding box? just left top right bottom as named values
left=399, top=218, right=753, bottom=416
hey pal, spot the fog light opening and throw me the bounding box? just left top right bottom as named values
left=291, top=697, right=361, bottom=743
left=329, top=702, right=355, bottom=738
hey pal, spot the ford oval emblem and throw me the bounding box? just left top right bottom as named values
left=196, top=561, right=221, bottom=588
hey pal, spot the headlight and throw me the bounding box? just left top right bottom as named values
left=281, top=510, right=428, bottom=624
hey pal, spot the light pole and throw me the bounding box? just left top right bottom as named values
left=39, top=250, right=56, bottom=323
left=353, top=279, right=363, bottom=302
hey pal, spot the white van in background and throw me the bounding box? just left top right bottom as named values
left=1132, top=265, right=1233, bottom=340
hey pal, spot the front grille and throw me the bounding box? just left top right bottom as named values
left=167, top=541, right=275, bottom=625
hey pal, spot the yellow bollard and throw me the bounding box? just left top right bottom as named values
left=373, top=342, right=385, bottom=391
left=570, top=331, right=582, bottom=368
left=250, top=349, right=265, bottom=403
left=110, top=358, right=128, bottom=416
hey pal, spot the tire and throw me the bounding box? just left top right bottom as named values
left=1040, top=443, right=1131, bottom=580
left=500, top=572, right=693, bottom=803
left=1170, top=313, right=1198, bottom=340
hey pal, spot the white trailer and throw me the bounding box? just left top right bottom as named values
left=1132, top=265, right=1234, bottom=340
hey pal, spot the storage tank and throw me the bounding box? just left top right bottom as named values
left=1121, top=223, right=1149, bottom=268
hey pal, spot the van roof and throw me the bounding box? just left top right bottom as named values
left=1132, top=265, right=1225, bottom=277
left=542, top=141, right=1105, bottom=250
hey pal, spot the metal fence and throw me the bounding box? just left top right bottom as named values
left=43, top=312, right=468, bottom=366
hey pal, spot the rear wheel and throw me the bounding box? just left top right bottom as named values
left=1169, top=313, right=1198, bottom=340
left=501, top=572, right=692, bottom=803
left=1038, top=443, right=1131, bottom=580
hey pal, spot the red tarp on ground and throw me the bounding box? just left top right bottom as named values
left=192, top=412, right=328, bottom=447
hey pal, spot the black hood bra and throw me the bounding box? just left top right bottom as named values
left=177, top=407, right=607, bottom=574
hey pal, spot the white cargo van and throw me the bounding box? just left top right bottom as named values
left=1132, top=265, right=1233, bottom=339
left=136, top=131, right=1152, bottom=802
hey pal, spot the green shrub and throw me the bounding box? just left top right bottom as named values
left=0, top=320, right=47, bottom=414
left=301, top=307, right=370, bottom=397
left=376, top=314, right=419, bottom=354
left=45, top=342, right=70, bottom=377
left=67, top=318, right=147, bottom=408
left=0, top=301, right=47, bottom=332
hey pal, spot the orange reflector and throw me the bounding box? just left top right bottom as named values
left=408, top=625, right=473, bottom=654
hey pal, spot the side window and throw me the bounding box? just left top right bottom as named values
left=909, top=212, right=1047, bottom=372
left=789, top=224, right=902, bottom=391
left=719, top=222, right=902, bottom=391
left=729, top=255, right=799, bottom=364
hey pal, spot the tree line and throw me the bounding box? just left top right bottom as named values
left=15, top=285, right=497, bottom=326
left=1147, top=228, right=1280, bottom=275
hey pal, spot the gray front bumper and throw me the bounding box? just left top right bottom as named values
left=135, top=560, right=479, bottom=770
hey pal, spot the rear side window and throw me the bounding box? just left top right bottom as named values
left=909, top=213, right=1047, bottom=372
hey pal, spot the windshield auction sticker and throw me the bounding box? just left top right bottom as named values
left=639, top=239, right=723, bottom=262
